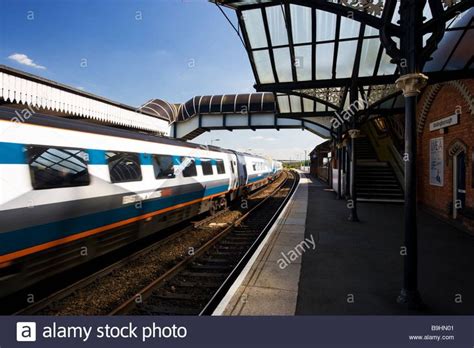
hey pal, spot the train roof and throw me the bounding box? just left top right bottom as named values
left=0, top=106, right=234, bottom=154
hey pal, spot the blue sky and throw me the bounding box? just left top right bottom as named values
left=1, top=0, right=323, bottom=159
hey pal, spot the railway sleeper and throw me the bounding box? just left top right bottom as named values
left=181, top=271, right=227, bottom=278
left=225, top=237, right=255, bottom=242
left=214, top=244, right=248, bottom=251
left=211, top=250, right=244, bottom=257
left=190, top=263, right=233, bottom=271
left=200, top=258, right=234, bottom=264
left=172, top=280, right=221, bottom=288
left=153, top=292, right=208, bottom=301
left=135, top=304, right=199, bottom=316
left=230, top=232, right=258, bottom=237
left=219, top=240, right=252, bottom=246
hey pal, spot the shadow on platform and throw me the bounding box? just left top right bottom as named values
left=296, top=175, right=474, bottom=315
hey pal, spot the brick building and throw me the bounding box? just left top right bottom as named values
left=417, top=79, right=474, bottom=232
left=309, top=140, right=332, bottom=183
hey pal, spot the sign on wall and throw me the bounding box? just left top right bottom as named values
left=429, top=114, right=459, bottom=131
left=430, top=137, right=444, bottom=187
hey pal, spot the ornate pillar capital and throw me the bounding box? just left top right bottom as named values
left=395, top=73, right=428, bottom=97
left=348, top=129, right=361, bottom=139
left=336, top=142, right=343, bottom=149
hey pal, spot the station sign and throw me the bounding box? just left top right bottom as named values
left=429, top=114, right=459, bottom=131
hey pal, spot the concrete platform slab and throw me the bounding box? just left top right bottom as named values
left=214, top=171, right=308, bottom=316
left=216, top=173, right=474, bottom=316
left=221, top=286, right=298, bottom=316
left=296, top=176, right=474, bottom=315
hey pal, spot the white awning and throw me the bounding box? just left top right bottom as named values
left=0, top=67, right=169, bottom=135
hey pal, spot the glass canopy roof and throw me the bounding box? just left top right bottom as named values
left=215, top=0, right=473, bottom=135
left=244, top=5, right=397, bottom=84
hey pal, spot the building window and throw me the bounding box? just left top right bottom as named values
left=27, top=146, right=90, bottom=190
left=106, top=151, right=142, bottom=183
left=152, top=154, right=175, bottom=179
left=216, top=159, right=226, bottom=174
left=201, top=159, right=214, bottom=176
left=182, top=157, right=197, bottom=177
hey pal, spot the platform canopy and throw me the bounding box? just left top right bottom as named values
left=0, top=65, right=170, bottom=134
left=214, top=0, right=473, bottom=133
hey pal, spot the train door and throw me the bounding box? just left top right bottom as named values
left=229, top=155, right=239, bottom=190
left=235, top=153, right=248, bottom=187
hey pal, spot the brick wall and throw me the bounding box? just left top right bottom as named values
left=417, top=79, right=474, bottom=230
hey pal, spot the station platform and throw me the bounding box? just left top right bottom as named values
left=214, top=171, right=310, bottom=315
left=215, top=172, right=474, bottom=315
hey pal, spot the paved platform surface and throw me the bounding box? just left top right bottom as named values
left=216, top=172, right=310, bottom=315
left=216, top=173, right=474, bottom=315
left=297, top=175, right=474, bottom=315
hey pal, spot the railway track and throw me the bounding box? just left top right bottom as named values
left=110, top=170, right=298, bottom=315
left=14, top=170, right=297, bottom=315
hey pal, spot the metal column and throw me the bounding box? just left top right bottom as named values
left=336, top=129, right=343, bottom=199
left=395, top=0, right=428, bottom=307
left=348, top=85, right=360, bottom=222
left=348, top=127, right=360, bottom=222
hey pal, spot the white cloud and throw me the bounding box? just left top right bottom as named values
left=8, top=53, right=46, bottom=70
left=76, top=86, right=85, bottom=91
left=250, top=136, right=276, bottom=141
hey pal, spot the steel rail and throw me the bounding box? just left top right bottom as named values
left=108, top=171, right=295, bottom=315
left=200, top=171, right=299, bottom=315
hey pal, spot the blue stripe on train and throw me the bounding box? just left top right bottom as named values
left=248, top=173, right=269, bottom=183
left=0, top=183, right=229, bottom=255
left=0, top=142, right=221, bottom=166
left=88, top=149, right=107, bottom=165
left=0, top=142, right=25, bottom=164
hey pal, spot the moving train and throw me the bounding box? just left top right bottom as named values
left=0, top=107, right=282, bottom=298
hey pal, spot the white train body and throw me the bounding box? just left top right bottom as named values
left=0, top=107, right=282, bottom=297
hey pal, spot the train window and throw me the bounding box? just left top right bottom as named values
left=201, top=159, right=213, bottom=176
left=216, top=159, right=226, bottom=174
left=252, top=163, right=257, bottom=171
left=181, top=157, right=197, bottom=177
left=152, top=154, right=175, bottom=179
left=27, top=146, right=90, bottom=190
left=106, top=151, right=142, bottom=183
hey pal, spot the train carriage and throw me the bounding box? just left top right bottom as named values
left=0, top=107, right=281, bottom=297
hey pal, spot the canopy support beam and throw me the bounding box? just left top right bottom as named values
left=347, top=127, right=360, bottom=222
left=394, top=0, right=430, bottom=309
left=336, top=128, right=343, bottom=200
